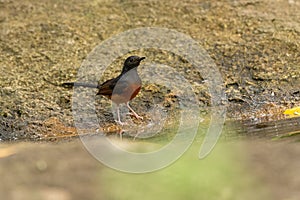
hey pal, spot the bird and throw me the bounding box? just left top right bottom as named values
left=62, top=56, right=145, bottom=125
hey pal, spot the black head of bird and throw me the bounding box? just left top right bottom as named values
left=121, top=56, right=145, bottom=74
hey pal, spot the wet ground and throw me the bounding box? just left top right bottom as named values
left=0, top=0, right=300, bottom=199
left=1, top=0, right=300, bottom=140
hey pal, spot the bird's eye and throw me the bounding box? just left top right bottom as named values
left=130, top=58, right=134, bottom=62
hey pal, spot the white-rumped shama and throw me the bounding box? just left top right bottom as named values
left=62, top=56, right=145, bottom=125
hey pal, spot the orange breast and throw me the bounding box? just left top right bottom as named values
left=129, top=85, right=141, bottom=100
left=110, top=84, right=141, bottom=104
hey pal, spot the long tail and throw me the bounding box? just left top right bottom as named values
left=61, top=82, right=98, bottom=89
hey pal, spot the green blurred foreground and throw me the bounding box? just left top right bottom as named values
left=100, top=140, right=270, bottom=200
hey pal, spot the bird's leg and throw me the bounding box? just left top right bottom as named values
left=115, top=105, right=125, bottom=126
left=126, top=102, right=143, bottom=120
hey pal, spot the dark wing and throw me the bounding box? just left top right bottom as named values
left=97, top=78, right=117, bottom=96
left=97, top=76, right=132, bottom=96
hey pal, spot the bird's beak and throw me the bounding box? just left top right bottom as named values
left=139, top=57, right=146, bottom=61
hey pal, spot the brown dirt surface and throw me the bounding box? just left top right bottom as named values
left=1, top=0, right=300, bottom=140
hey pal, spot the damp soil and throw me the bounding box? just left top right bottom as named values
left=0, top=0, right=299, bottom=141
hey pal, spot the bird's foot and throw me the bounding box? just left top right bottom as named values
left=115, top=120, right=127, bottom=126
left=127, top=112, right=143, bottom=120
left=134, top=114, right=143, bottom=120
